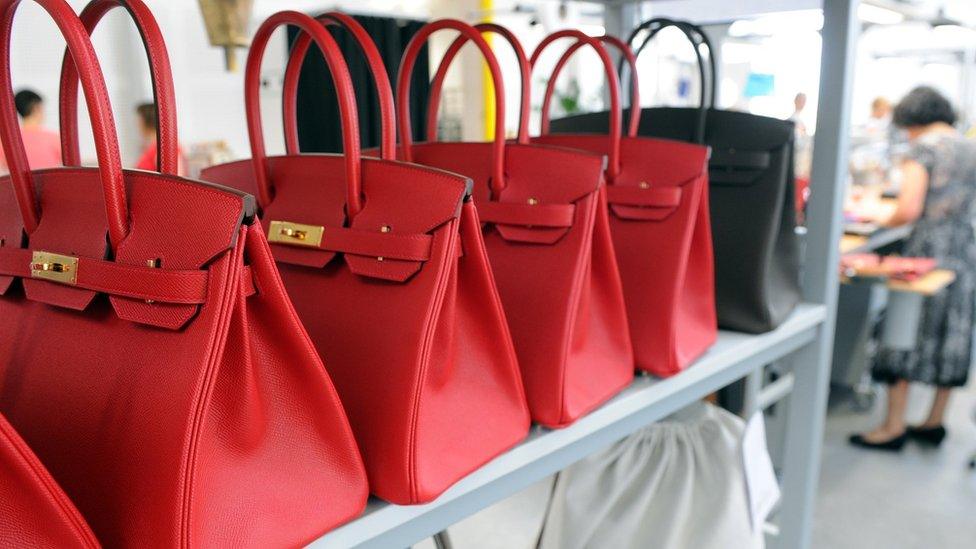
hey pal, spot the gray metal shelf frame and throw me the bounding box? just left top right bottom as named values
left=312, top=1, right=856, bottom=547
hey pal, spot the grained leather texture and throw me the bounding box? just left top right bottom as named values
left=0, top=2, right=368, bottom=546
left=0, top=412, right=99, bottom=549
left=202, top=11, right=530, bottom=504
left=531, top=31, right=717, bottom=376
left=535, top=135, right=717, bottom=375
left=400, top=21, right=633, bottom=427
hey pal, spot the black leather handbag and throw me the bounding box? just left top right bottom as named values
left=550, top=19, right=800, bottom=333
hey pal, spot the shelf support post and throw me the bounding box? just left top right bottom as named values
left=775, top=1, right=859, bottom=549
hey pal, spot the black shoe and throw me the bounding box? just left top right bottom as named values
left=849, top=432, right=907, bottom=451
left=907, top=425, right=947, bottom=447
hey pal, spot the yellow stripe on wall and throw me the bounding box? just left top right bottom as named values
left=481, top=0, right=495, bottom=141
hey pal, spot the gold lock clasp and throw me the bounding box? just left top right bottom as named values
left=30, top=251, right=79, bottom=285
left=267, top=220, right=324, bottom=248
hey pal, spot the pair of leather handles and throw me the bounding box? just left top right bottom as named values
left=622, top=18, right=718, bottom=144
left=0, top=2, right=371, bottom=246
left=1, top=2, right=715, bottom=250
left=0, top=0, right=161, bottom=251
left=280, top=22, right=635, bottom=199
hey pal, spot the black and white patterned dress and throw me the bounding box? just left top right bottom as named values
left=872, top=132, right=976, bottom=388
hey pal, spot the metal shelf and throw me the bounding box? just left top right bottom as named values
left=310, top=303, right=827, bottom=549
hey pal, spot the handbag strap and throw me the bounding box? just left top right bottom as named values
left=59, top=0, right=178, bottom=174
left=0, top=0, right=129, bottom=249
left=281, top=12, right=396, bottom=160
left=626, top=18, right=714, bottom=144
left=246, top=11, right=364, bottom=217
left=631, top=20, right=717, bottom=109
left=0, top=247, right=210, bottom=304
left=398, top=19, right=507, bottom=195
left=424, top=22, right=530, bottom=144
left=530, top=30, right=623, bottom=182
left=539, top=34, right=640, bottom=138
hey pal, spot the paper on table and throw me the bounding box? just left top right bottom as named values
left=742, top=411, right=781, bottom=533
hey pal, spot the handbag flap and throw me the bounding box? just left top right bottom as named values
left=612, top=136, right=706, bottom=221
left=489, top=143, right=603, bottom=244
left=205, top=155, right=348, bottom=269
left=203, top=155, right=470, bottom=283
left=111, top=170, right=248, bottom=329
left=345, top=158, right=469, bottom=281
left=0, top=168, right=249, bottom=329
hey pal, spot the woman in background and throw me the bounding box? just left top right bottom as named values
left=851, top=86, right=976, bottom=451
left=135, top=102, right=185, bottom=175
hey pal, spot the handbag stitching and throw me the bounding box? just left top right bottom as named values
left=407, top=219, right=460, bottom=501
left=179, top=238, right=243, bottom=547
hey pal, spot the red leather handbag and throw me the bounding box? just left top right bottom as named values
left=530, top=31, right=717, bottom=377
left=201, top=11, right=530, bottom=504
left=380, top=20, right=633, bottom=427
left=0, top=413, right=99, bottom=548
left=0, top=1, right=367, bottom=546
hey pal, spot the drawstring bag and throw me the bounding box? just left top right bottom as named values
left=538, top=402, right=763, bottom=549
left=0, top=2, right=367, bottom=545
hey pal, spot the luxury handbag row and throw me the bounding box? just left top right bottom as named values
left=0, top=1, right=800, bottom=546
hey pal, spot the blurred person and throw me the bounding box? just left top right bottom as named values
left=134, top=102, right=184, bottom=175
left=864, top=96, right=892, bottom=137
left=0, top=89, right=61, bottom=171
left=791, top=92, right=813, bottom=195
left=790, top=92, right=808, bottom=138
left=850, top=86, right=976, bottom=451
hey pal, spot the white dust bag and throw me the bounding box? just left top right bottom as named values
left=538, top=402, right=764, bottom=549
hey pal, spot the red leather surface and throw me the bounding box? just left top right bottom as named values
left=202, top=11, right=529, bottom=503
left=0, top=2, right=367, bottom=545
left=0, top=413, right=99, bottom=548
left=399, top=21, right=633, bottom=426
left=531, top=32, right=717, bottom=376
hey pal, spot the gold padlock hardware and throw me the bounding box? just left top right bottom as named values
left=267, top=221, right=325, bottom=248
left=33, top=262, right=70, bottom=273
left=279, top=227, right=307, bottom=240
left=30, top=251, right=79, bottom=285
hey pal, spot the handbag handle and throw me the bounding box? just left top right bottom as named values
left=0, top=0, right=129, bottom=249
left=281, top=12, right=396, bottom=160
left=539, top=35, right=640, bottom=138
left=398, top=19, right=506, bottom=195
left=246, top=11, right=363, bottom=217
left=59, top=0, right=178, bottom=174
left=530, top=30, right=622, bottom=182
left=424, top=23, right=530, bottom=144
left=628, top=19, right=717, bottom=109
left=625, top=18, right=714, bottom=144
